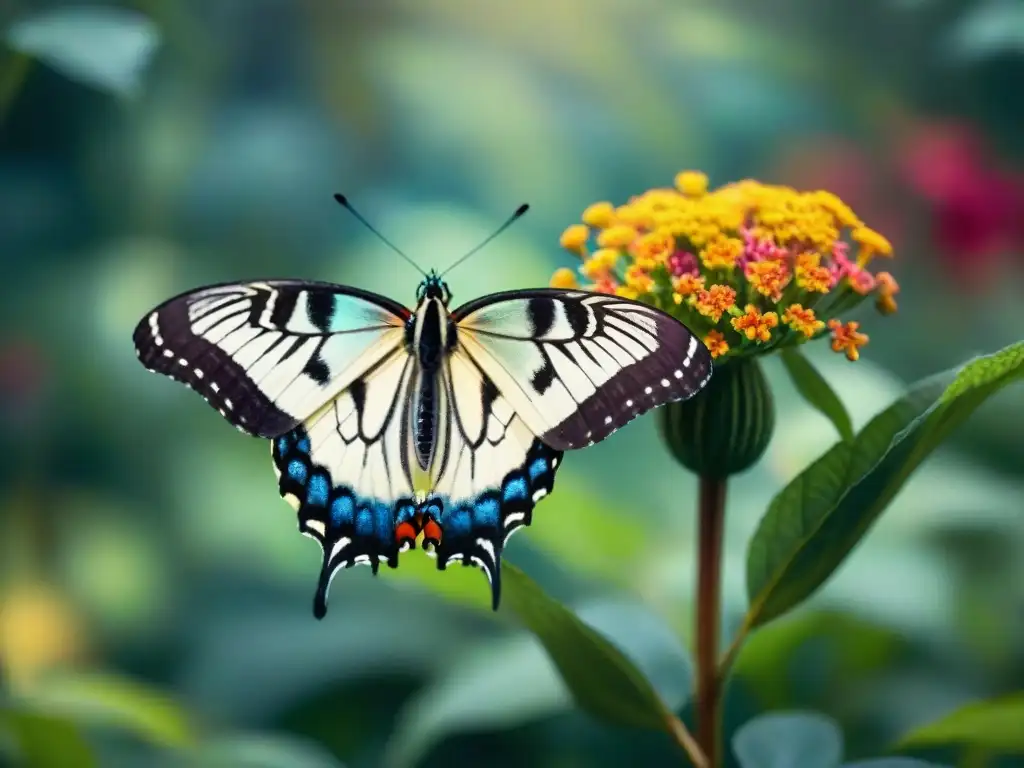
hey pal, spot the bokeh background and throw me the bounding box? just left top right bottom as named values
left=1, top=0, right=1023, bottom=766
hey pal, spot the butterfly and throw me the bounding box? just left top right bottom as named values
left=132, top=198, right=714, bottom=618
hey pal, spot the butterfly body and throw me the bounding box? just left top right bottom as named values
left=134, top=271, right=712, bottom=617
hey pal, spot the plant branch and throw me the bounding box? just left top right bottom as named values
left=717, top=614, right=750, bottom=681
left=665, top=711, right=709, bottom=768
left=695, top=474, right=727, bottom=766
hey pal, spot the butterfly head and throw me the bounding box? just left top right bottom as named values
left=417, top=270, right=452, bottom=306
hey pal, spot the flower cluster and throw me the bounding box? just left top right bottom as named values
left=553, top=172, right=898, bottom=362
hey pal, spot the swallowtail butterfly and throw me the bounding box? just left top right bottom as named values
left=133, top=198, right=714, bottom=617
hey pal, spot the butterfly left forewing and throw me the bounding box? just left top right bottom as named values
left=452, top=288, right=713, bottom=450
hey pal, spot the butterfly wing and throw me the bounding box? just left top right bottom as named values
left=425, top=348, right=562, bottom=610
left=451, top=288, right=713, bottom=450
left=133, top=280, right=409, bottom=438
left=272, top=346, right=420, bottom=618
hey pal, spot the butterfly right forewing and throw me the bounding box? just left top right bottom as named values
left=133, top=280, right=409, bottom=438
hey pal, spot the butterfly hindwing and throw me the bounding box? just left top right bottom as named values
left=425, top=349, right=563, bottom=609
left=452, top=288, right=713, bottom=450
left=272, top=348, right=419, bottom=618
left=133, top=280, right=408, bottom=438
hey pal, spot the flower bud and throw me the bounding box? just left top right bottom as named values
left=658, top=358, right=775, bottom=478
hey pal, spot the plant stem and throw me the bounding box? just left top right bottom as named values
left=695, top=474, right=727, bottom=766
left=665, top=712, right=709, bottom=768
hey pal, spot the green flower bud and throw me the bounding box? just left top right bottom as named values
left=658, top=358, right=775, bottom=478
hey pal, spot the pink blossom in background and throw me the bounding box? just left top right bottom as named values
left=898, top=121, right=1024, bottom=284
left=773, top=125, right=1023, bottom=289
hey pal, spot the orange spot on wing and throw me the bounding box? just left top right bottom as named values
left=395, top=521, right=418, bottom=545
left=422, top=518, right=442, bottom=546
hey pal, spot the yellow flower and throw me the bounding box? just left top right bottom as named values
left=704, top=330, right=729, bottom=358
left=581, top=248, right=620, bottom=279
left=582, top=201, right=616, bottom=228
left=852, top=226, right=893, bottom=266
left=675, top=170, right=709, bottom=197
left=624, top=264, right=654, bottom=294
left=672, top=273, right=705, bottom=298
left=828, top=319, right=869, bottom=361
left=630, top=229, right=675, bottom=269
left=550, top=267, right=579, bottom=289
left=560, top=224, right=589, bottom=254
left=781, top=304, right=825, bottom=338
left=694, top=284, right=737, bottom=323
left=794, top=252, right=832, bottom=293
left=700, top=236, right=744, bottom=270
left=731, top=305, right=779, bottom=343
left=746, top=259, right=790, bottom=301
left=875, top=271, right=900, bottom=315
left=597, top=225, right=638, bottom=249
left=552, top=169, right=898, bottom=364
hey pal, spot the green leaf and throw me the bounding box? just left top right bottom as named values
left=5, top=7, right=160, bottom=97
left=0, top=709, right=97, bottom=768
left=947, top=0, right=1024, bottom=62
left=13, top=672, right=194, bottom=749
left=734, top=611, right=905, bottom=709
left=745, top=341, right=1024, bottom=628
left=732, top=711, right=843, bottom=768
left=518, top=479, right=648, bottom=585
left=896, top=692, right=1024, bottom=752
left=500, top=564, right=678, bottom=731
left=843, top=761, right=951, bottom=768
left=384, top=598, right=692, bottom=768
left=195, top=733, right=345, bottom=767
left=780, top=348, right=854, bottom=441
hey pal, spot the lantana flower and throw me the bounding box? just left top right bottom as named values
left=553, top=171, right=897, bottom=365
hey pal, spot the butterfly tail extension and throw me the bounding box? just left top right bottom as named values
left=272, top=425, right=418, bottom=619
left=428, top=438, right=563, bottom=611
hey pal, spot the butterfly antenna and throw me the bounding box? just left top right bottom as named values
left=333, top=193, right=427, bottom=277
left=438, top=203, right=530, bottom=278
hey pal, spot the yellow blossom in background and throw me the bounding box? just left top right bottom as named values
left=555, top=170, right=900, bottom=362
left=1, top=581, right=88, bottom=690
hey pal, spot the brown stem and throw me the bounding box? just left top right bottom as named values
left=665, top=712, right=709, bottom=768
left=695, top=475, right=727, bottom=766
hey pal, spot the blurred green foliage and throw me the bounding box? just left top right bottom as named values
left=1, top=1, right=1023, bottom=767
